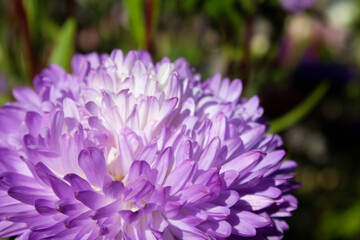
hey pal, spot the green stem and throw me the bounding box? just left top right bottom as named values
left=268, top=82, right=330, bottom=133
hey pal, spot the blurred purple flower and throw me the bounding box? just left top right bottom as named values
left=0, top=50, right=299, bottom=239
left=280, top=0, right=316, bottom=12
left=0, top=74, right=8, bottom=93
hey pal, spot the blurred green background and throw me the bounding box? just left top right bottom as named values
left=0, top=0, right=360, bottom=239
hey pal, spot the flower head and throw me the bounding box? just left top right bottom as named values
left=0, top=50, right=298, bottom=239
left=280, top=0, right=316, bottom=12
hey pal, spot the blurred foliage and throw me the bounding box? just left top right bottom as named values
left=0, top=0, right=360, bottom=239
left=124, top=0, right=145, bottom=48
left=49, top=18, right=77, bottom=70
left=268, top=82, right=330, bottom=133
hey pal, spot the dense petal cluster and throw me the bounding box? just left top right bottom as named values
left=0, top=50, right=298, bottom=239
left=280, top=0, right=316, bottom=12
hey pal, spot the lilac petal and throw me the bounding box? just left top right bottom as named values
left=133, top=60, right=147, bottom=82
left=15, top=231, right=31, bottom=240
left=276, top=160, right=298, bottom=174
left=49, top=111, right=64, bottom=151
left=75, top=190, right=105, bottom=210
left=48, top=175, right=73, bottom=199
left=220, top=150, right=265, bottom=174
left=35, top=199, right=57, bottom=215
left=274, top=219, right=289, bottom=233
left=12, top=87, right=40, bottom=106
left=110, top=49, right=124, bottom=66
left=123, top=50, right=137, bottom=73
left=0, top=222, right=27, bottom=238
left=164, top=201, right=182, bottom=218
left=5, top=210, right=39, bottom=223
left=124, top=176, right=154, bottom=202
left=163, top=229, right=176, bottom=240
left=202, top=220, right=232, bottom=238
left=88, top=116, right=107, bottom=132
left=237, top=211, right=270, bottom=228
left=219, top=78, right=230, bottom=100
left=153, top=147, right=174, bottom=184
left=146, top=185, right=170, bottom=207
left=17, top=216, right=61, bottom=234
left=117, top=131, right=135, bottom=175
left=201, top=204, right=230, bottom=221
left=255, top=185, right=282, bottom=199
left=78, top=147, right=110, bottom=187
left=63, top=98, right=80, bottom=121
left=73, top=224, right=94, bottom=240
left=136, top=142, right=158, bottom=164
left=241, top=96, right=261, bottom=118
left=254, top=150, right=286, bottom=172
left=27, top=222, right=65, bottom=239
left=128, top=160, right=151, bottom=183
left=0, top=203, right=34, bottom=220
left=235, top=169, right=266, bottom=188
left=177, top=185, right=212, bottom=206
left=203, top=73, right=221, bottom=92
left=64, top=174, right=92, bottom=192
left=57, top=201, right=83, bottom=215
left=227, top=79, right=242, bottom=102
left=198, top=137, right=221, bottom=170
left=240, top=194, right=274, bottom=211
left=213, top=190, right=240, bottom=208
left=232, top=219, right=256, bottom=237
left=221, top=170, right=239, bottom=188
left=195, top=168, right=221, bottom=194
left=85, top=101, right=98, bottom=115
left=174, top=140, right=193, bottom=167
left=138, top=50, right=152, bottom=66
left=64, top=211, right=93, bottom=228
left=119, top=203, right=156, bottom=224
left=86, top=52, right=101, bottom=69
left=102, top=177, right=124, bottom=199
left=0, top=172, right=39, bottom=189
left=92, top=200, right=121, bottom=220
left=241, top=125, right=266, bottom=149
left=0, top=108, right=23, bottom=134
left=0, top=149, right=28, bottom=174
left=25, top=111, right=42, bottom=136
left=42, top=227, right=79, bottom=240
left=180, top=207, right=208, bottom=226
left=71, top=54, right=89, bottom=79
left=119, top=210, right=141, bottom=224
left=156, top=62, right=173, bottom=86
left=8, top=186, right=54, bottom=205
left=164, top=160, right=197, bottom=195
left=149, top=211, right=168, bottom=232
left=209, top=113, right=227, bottom=141
left=169, top=220, right=210, bottom=240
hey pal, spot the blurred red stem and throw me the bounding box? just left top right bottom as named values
left=145, top=0, right=154, bottom=53
left=240, top=14, right=254, bottom=87
left=65, top=0, right=76, bottom=18
left=13, top=0, right=38, bottom=83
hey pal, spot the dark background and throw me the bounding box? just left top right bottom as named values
left=0, top=0, right=359, bottom=239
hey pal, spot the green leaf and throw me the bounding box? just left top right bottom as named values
left=23, top=0, right=40, bottom=41
left=49, top=18, right=77, bottom=71
left=238, top=0, right=256, bottom=13
left=268, top=82, right=330, bottom=133
left=319, top=203, right=360, bottom=239
left=124, top=0, right=145, bottom=49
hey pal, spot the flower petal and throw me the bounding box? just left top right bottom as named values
left=78, top=147, right=109, bottom=187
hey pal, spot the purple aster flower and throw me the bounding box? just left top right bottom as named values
left=0, top=49, right=299, bottom=239
left=280, top=0, right=316, bottom=12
